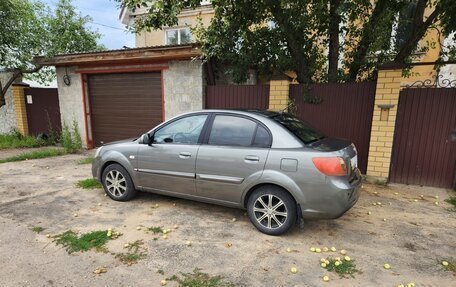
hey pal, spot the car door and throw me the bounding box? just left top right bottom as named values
left=137, top=113, right=209, bottom=195
left=195, top=114, right=271, bottom=204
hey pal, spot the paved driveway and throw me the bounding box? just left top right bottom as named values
left=0, top=153, right=454, bottom=286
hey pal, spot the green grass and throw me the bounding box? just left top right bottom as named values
left=148, top=226, right=164, bottom=234
left=76, top=178, right=102, bottom=189
left=444, top=197, right=456, bottom=211
left=77, top=156, right=93, bottom=165
left=116, top=252, right=147, bottom=265
left=323, top=258, right=360, bottom=278
left=31, top=226, right=45, bottom=233
left=168, top=268, right=235, bottom=287
left=115, top=240, right=147, bottom=265
left=0, top=131, right=53, bottom=150
left=54, top=230, right=115, bottom=253
left=0, top=149, right=65, bottom=164
left=374, top=179, right=387, bottom=186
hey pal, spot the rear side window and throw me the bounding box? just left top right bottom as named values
left=252, top=125, right=271, bottom=148
left=208, top=115, right=268, bottom=147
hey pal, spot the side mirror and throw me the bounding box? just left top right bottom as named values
left=140, top=133, right=153, bottom=145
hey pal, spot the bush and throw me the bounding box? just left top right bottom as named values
left=61, top=120, right=82, bottom=153
left=0, top=130, right=53, bottom=149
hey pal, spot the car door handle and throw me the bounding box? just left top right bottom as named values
left=179, top=152, right=191, bottom=159
left=244, top=155, right=260, bottom=163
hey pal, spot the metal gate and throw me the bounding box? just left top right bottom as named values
left=390, top=87, right=456, bottom=188
left=290, top=82, right=376, bottom=174
left=87, top=72, right=163, bottom=147
left=24, top=87, right=61, bottom=136
left=206, top=85, right=270, bottom=109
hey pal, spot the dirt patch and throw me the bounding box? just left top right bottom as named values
left=0, top=154, right=455, bottom=286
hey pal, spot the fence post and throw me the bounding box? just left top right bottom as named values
left=12, top=82, right=30, bottom=136
left=268, top=80, right=290, bottom=111
left=366, top=69, right=402, bottom=180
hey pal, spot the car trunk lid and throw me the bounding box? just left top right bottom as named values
left=309, top=138, right=359, bottom=179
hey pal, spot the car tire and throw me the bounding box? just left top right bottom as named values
left=247, top=185, right=297, bottom=235
left=102, top=163, right=136, bottom=201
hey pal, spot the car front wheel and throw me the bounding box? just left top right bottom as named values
left=247, top=186, right=297, bottom=235
left=102, top=163, right=136, bottom=201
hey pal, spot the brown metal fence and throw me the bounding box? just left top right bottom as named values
left=390, top=88, right=456, bottom=188
left=205, top=85, right=270, bottom=110
left=24, top=87, right=61, bottom=136
left=290, top=82, right=376, bottom=173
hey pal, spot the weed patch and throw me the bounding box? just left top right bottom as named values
left=115, top=240, right=147, bottom=265
left=54, top=230, right=119, bottom=253
left=444, top=197, right=456, bottom=211
left=168, top=268, right=235, bottom=287
left=77, top=156, right=93, bottom=165
left=441, top=259, right=456, bottom=276
left=76, top=178, right=101, bottom=189
left=0, top=131, right=54, bottom=149
left=61, top=120, right=82, bottom=153
left=374, top=179, right=387, bottom=186
left=0, top=149, right=65, bottom=163
left=31, top=226, right=45, bottom=233
left=323, top=257, right=360, bottom=278
left=148, top=226, right=164, bottom=234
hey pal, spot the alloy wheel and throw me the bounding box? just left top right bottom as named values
left=105, top=170, right=127, bottom=197
left=253, top=194, right=288, bottom=229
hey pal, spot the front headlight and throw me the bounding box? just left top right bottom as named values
left=94, top=146, right=103, bottom=158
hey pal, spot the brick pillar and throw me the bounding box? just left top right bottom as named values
left=366, top=69, right=402, bottom=180
left=268, top=80, right=290, bottom=111
left=12, top=83, right=30, bottom=135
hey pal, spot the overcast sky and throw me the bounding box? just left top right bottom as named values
left=43, top=0, right=135, bottom=50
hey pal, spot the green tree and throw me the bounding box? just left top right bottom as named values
left=120, top=0, right=456, bottom=84
left=0, top=0, right=104, bottom=107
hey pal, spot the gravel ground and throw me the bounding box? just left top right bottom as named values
left=0, top=152, right=455, bottom=287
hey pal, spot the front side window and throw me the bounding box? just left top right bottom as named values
left=165, top=28, right=192, bottom=45
left=208, top=115, right=267, bottom=147
left=272, top=114, right=324, bottom=144
left=154, top=115, right=207, bottom=144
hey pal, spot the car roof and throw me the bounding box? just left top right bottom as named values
left=197, top=109, right=284, bottom=118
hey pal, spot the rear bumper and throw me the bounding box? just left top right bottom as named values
left=300, top=169, right=362, bottom=219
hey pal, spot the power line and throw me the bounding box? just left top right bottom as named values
left=88, top=21, right=127, bottom=31
left=46, top=0, right=127, bottom=31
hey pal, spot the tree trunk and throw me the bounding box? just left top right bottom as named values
left=0, top=70, right=22, bottom=108
left=328, top=0, right=341, bottom=83
left=270, top=5, right=312, bottom=85
left=393, top=3, right=440, bottom=64
left=0, top=66, right=42, bottom=108
left=348, top=0, right=390, bottom=81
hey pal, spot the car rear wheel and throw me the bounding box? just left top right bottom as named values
left=247, top=185, right=297, bottom=235
left=102, top=163, right=136, bottom=201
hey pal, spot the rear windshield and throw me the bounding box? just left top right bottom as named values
left=272, top=114, right=325, bottom=144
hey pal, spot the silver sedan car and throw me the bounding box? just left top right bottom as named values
left=92, top=110, right=361, bottom=235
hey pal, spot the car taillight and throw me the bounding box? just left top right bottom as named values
left=312, top=157, right=347, bottom=176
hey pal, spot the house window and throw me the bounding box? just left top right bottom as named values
left=165, top=28, right=192, bottom=45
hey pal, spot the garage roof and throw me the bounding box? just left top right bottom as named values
left=36, top=44, right=201, bottom=67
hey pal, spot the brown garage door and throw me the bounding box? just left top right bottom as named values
left=88, top=72, right=162, bottom=146
left=390, top=88, right=456, bottom=188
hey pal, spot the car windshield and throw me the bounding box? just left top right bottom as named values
left=272, top=114, right=325, bottom=144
